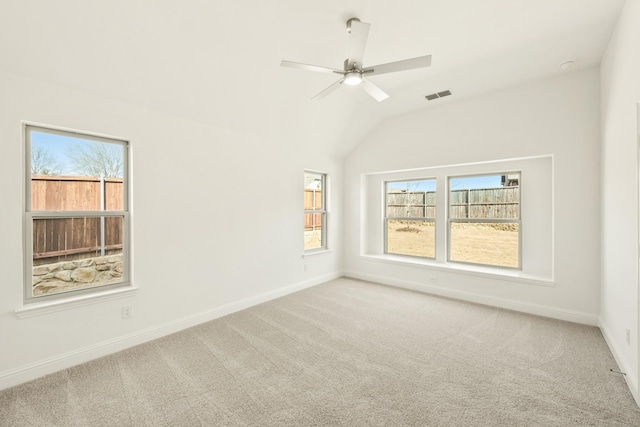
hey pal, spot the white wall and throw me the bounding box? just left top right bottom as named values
left=344, top=67, right=602, bottom=324
left=0, top=71, right=342, bottom=389
left=600, top=0, right=640, bottom=403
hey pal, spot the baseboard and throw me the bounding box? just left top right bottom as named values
left=600, top=320, right=639, bottom=406
left=0, top=271, right=341, bottom=391
left=344, top=270, right=599, bottom=326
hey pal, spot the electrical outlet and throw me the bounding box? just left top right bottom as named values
left=429, top=276, right=438, bottom=283
left=122, top=306, right=132, bottom=319
left=626, top=328, right=631, bottom=345
left=304, top=264, right=308, bottom=272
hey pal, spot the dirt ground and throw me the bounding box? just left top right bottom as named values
left=386, top=220, right=518, bottom=268
left=386, top=221, right=436, bottom=258
left=304, top=229, right=323, bottom=250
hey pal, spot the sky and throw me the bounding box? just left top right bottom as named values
left=387, top=174, right=511, bottom=192
left=31, top=131, right=124, bottom=177
left=387, top=179, right=436, bottom=192
left=31, top=131, right=87, bottom=175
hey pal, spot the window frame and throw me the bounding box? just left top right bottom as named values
left=23, top=123, right=131, bottom=304
left=383, top=178, right=437, bottom=259
left=446, top=172, right=522, bottom=270
left=303, top=170, right=327, bottom=253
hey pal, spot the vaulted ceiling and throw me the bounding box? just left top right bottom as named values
left=0, top=0, right=625, bottom=156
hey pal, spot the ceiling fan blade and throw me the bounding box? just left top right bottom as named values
left=311, top=78, right=344, bottom=100
left=280, top=60, right=343, bottom=74
left=363, top=55, right=432, bottom=76
left=361, top=79, right=389, bottom=102
left=347, top=20, right=370, bottom=68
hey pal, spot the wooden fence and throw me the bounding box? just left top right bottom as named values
left=32, top=217, right=123, bottom=265
left=31, top=175, right=123, bottom=265
left=387, top=186, right=519, bottom=220
left=32, top=175, right=122, bottom=211
left=387, top=191, right=437, bottom=218
left=450, top=187, right=519, bottom=219
left=304, top=188, right=322, bottom=231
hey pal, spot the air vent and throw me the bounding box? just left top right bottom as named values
left=425, top=89, right=452, bottom=101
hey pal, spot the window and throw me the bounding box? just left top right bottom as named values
left=448, top=173, right=520, bottom=268
left=363, top=156, right=552, bottom=280
left=24, top=124, right=130, bottom=303
left=385, top=179, right=436, bottom=258
left=304, top=171, right=326, bottom=251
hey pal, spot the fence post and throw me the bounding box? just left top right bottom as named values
left=467, top=189, right=470, bottom=219
left=423, top=191, right=426, bottom=219
left=100, top=176, right=105, bottom=257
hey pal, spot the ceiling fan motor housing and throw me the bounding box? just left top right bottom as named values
left=344, top=71, right=363, bottom=86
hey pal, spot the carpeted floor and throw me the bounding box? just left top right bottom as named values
left=1, top=277, right=640, bottom=426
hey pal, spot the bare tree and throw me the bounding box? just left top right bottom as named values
left=66, top=141, right=123, bottom=178
left=31, top=146, right=62, bottom=175
left=403, top=181, right=420, bottom=231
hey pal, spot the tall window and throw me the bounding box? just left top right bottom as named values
left=304, top=171, right=326, bottom=251
left=385, top=179, right=436, bottom=258
left=25, top=124, right=130, bottom=302
left=448, top=173, right=520, bottom=268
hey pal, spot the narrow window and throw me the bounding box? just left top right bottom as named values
left=448, top=173, right=520, bottom=268
left=304, top=171, right=326, bottom=251
left=25, top=124, right=130, bottom=302
left=385, top=179, right=436, bottom=258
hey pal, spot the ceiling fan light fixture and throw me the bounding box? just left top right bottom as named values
left=343, top=71, right=363, bottom=86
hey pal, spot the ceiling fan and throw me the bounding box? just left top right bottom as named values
left=281, top=18, right=432, bottom=102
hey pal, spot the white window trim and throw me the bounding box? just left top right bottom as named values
left=361, top=253, right=555, bottom=287
left=301, top=249, right=333, bottom=258
left=384, top=178, right=437, bottom=259
left=23, top=122, right=133, bottom=306
left=14, top=286, right=140, bottom=319
left=304, top=170, right=328, bottom=253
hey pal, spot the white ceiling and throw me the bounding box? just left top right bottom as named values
left=0, top=0, right=625, bottom=156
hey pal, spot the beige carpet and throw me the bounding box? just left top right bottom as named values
left=1, top=278, right=639, bottom=426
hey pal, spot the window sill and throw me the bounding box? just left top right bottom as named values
left=302, top=249, right=333, bottom=258
left=15, top=285, right=139, bottom=319
left=362, top=254, right=554, bottom=287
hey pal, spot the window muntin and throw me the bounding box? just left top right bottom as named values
left=385, top=179, right=436, bottom=258
left=448, top=173, right=520, bottom=269
left=304, top=171, right=326, bottom=251
left=25, top=124, right=130, bottom=302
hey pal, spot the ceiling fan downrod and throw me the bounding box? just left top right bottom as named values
left=346, top=17, right=361, bottom=34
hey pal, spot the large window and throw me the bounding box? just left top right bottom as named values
left=448, top=173, right=520, bottom=268
left=385, top=179, right=436, bottom=258
left=304, top=171, right=326, bottom=251
left=24, top=124, right=130, bottom=303
left=382, top=173, right=521, bottom=268
left=364, top=157, right=552, bottom=280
